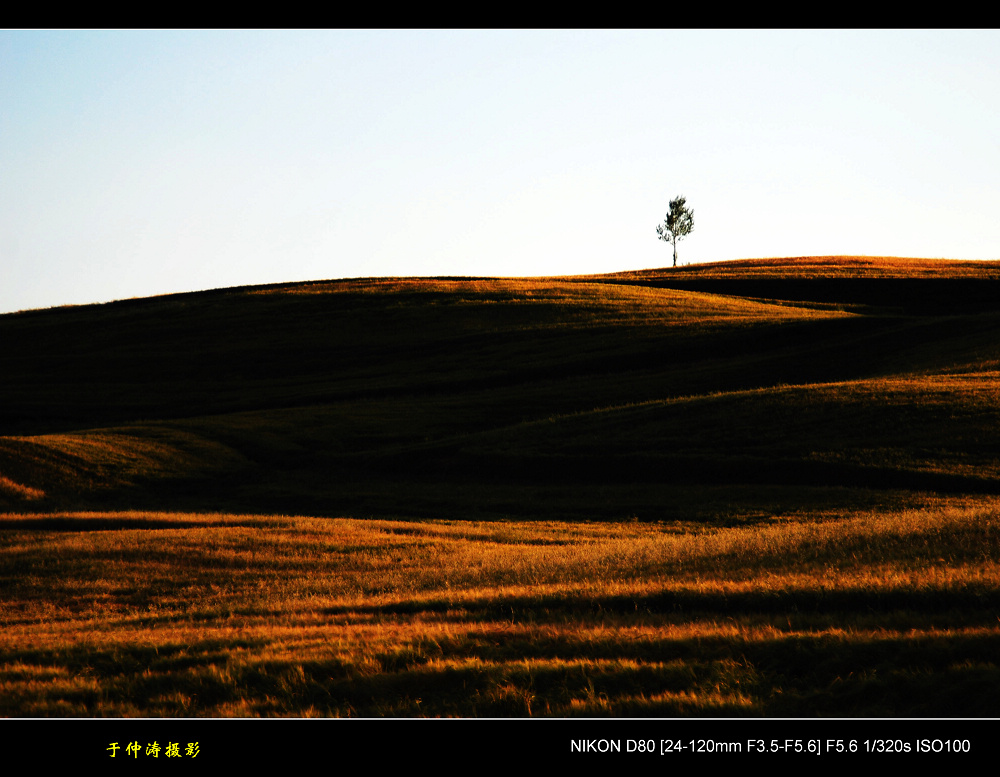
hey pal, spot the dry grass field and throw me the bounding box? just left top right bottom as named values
left=2, top=256, right=1000, bottom=717
left=4, top=501, right=999, bottom=717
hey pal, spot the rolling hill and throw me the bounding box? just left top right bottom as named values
left=5, top=255, right=1000, bottom=719
left=2, top=256, right=999, bottom=519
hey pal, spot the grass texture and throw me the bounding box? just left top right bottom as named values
left=3, top=502, right=998, bottom=717
left=2, top=256, right=1000, bottom=716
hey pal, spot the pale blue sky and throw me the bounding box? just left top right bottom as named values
left=2, top=29, right=999, bottom=313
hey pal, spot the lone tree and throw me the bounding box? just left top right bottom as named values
left=656, top=196, right=694, bottom=267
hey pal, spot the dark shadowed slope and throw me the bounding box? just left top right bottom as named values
left=2, top=258, right=999, bottom=517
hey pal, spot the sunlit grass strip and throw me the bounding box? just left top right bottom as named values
left=2, top=504, right=998, bottom=597
left=0, top=476, right=43, bottom=501
left=597, top=256, right=1000, bottom=280
left=247, top=277, right=855, bottom=324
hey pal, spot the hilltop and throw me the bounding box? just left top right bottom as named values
left=2, top=256, right=999, bottom=519
left=600, top=255, right=1000, bottom=278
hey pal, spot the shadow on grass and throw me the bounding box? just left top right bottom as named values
left=4, top=625, right=999, bottom=716
left=324, top=585, right=1000, bottom=619
left=308, top=627, right=1000, bottom=716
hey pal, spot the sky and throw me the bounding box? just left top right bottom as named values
left=2, top=29, right=999, bottom=314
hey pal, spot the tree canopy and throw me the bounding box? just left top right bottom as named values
left=656, top=196, right=694, bottom=267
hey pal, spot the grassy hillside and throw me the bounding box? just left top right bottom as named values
left=4, top=256, right=1000, bottom=717
left=2, top=257, right=999, bottom=518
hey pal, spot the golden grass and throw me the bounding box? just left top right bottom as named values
left=3, top=257, right=1000, bottom=715
left=598, top=256, right=1000, bottom=280
left=3, top=502, right=999, bottom=716
left=249, top=277, right=855, bottom=327
left=0, top=476, right=43, bottom=502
